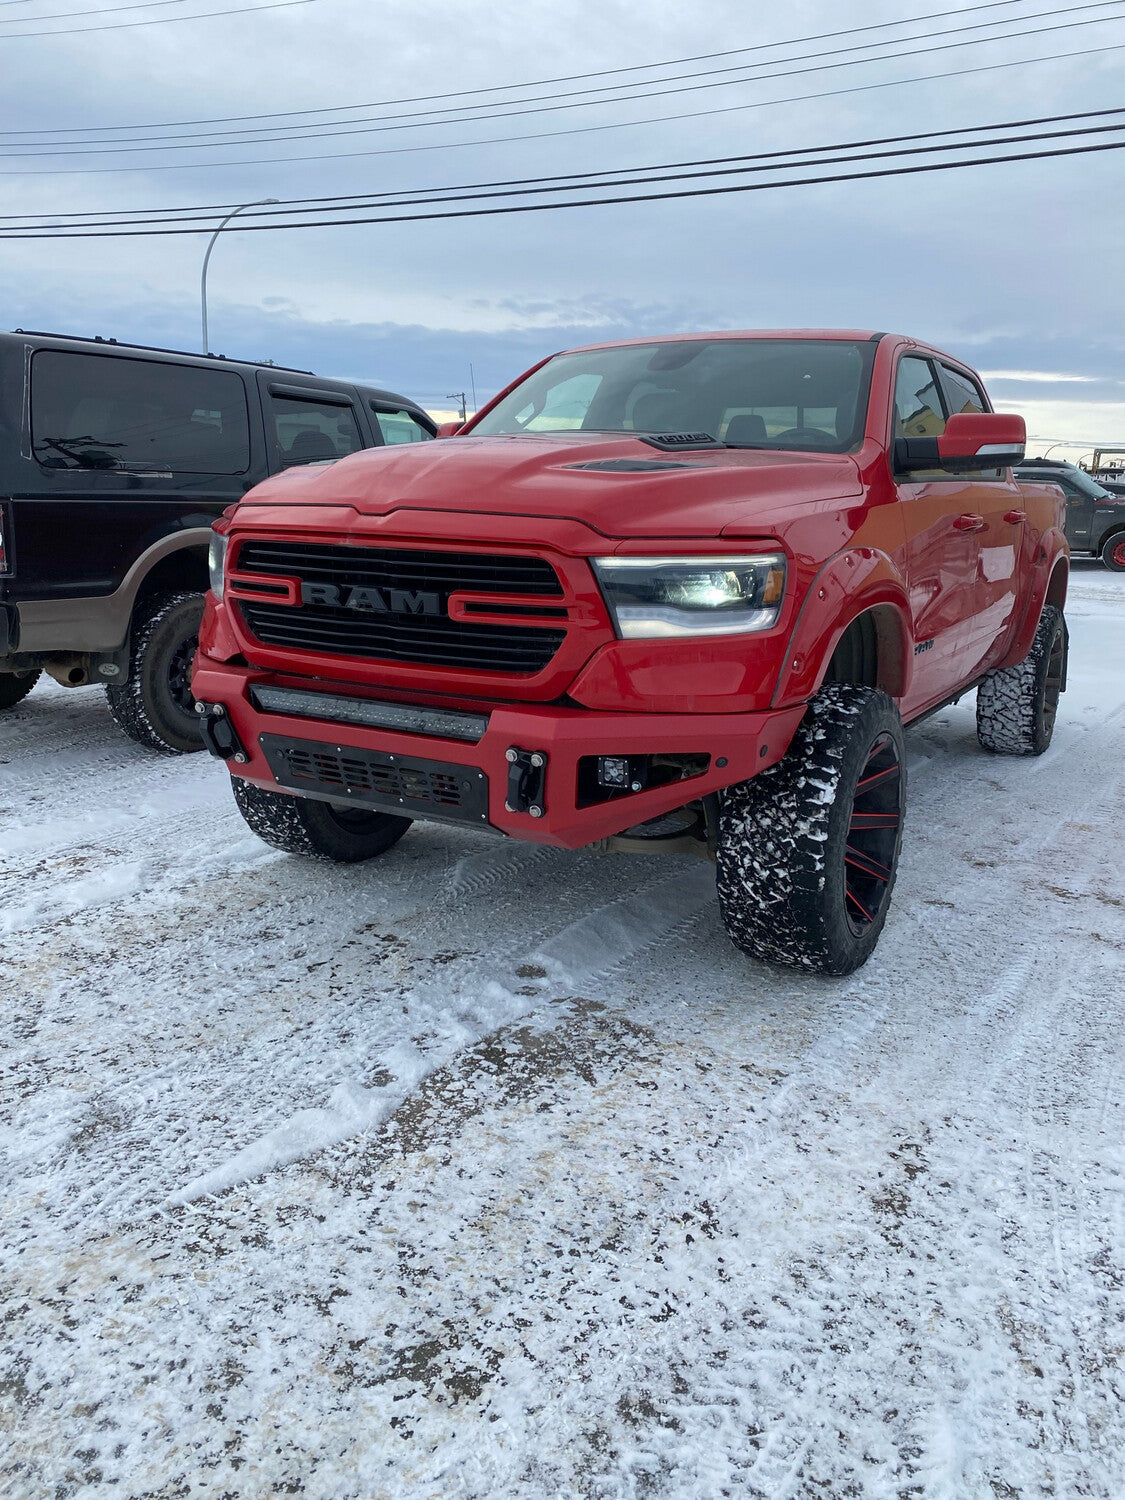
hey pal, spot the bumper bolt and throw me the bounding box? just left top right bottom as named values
left=233, top=752, right=248, bottom=764
left=529, top=752, right=545, bottom=768
left=529, top=805, right=543, bottom=818
left=505, top=748, right=519, bottom=764
left=195, top=702, right=207, bottom=715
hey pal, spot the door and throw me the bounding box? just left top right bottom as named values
left=892, top=354, right=983, bottom=716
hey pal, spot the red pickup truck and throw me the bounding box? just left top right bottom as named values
left=193, top=331, right=1068, bottom=974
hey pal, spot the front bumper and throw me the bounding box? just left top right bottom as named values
left=192, top=655, right=806, bottom=850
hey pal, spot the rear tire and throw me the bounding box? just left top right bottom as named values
left=105, top=591, right=205, bottom=754
left=231, top=776, right=412, bottom=862
left=1101, top=532, right=1125, bottom=572
left=0, top=669, right=41, bottom=711
left=716, top=683, right=906, bottom=975
left=976, top=604, right=1066, bottom=756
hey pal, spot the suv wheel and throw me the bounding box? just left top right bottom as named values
left=716, top=683, right=906, bottom=975
left=976, top=604, right=1066, bottom=756
left=1101, top=532, right=1125, bottom=572
left=105, top=591, right=205, bottom=754
left=0, top=669, right=41, bottom=712
left=231, top=777, right=413, bottom=862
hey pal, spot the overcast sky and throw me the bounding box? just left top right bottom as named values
left=1, top=0, right=1123, bottom=453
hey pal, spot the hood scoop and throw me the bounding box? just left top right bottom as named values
left=564, top=457, right=706, bottom=473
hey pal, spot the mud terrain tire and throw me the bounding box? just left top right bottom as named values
left=0, top=669, right=40, bottom=711
left=716, top=683, right=906, bottom=976
left=232, top=777, right=412, bottom=862
left=105, top=591, right=205, bottom=754
left=976, top=604, right=1066, bottom=756
left=1101, top=532, right=1125, bottom=572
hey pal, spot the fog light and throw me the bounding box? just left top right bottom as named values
left=597, top=756, right=630, bottom=788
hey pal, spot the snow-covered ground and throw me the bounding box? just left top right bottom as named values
left=2, top=560, right=1123, bottom=1500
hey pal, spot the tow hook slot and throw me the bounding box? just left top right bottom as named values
left=195, top=701, right=248, bottom=763
left=505, top=746, right=547, bottom=818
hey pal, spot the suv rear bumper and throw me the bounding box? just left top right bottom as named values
left=192, top=655, right=806, bottom=849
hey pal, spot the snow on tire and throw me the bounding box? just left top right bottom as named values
left=716, top=683, right=906, bottom=976
left=231, top=776, right=412, bottom=863
left=976, top=604, right=1066, bottom=757
left=0, top=669, right=40, bottom=711
left=105, top=590, right=205, bottom=755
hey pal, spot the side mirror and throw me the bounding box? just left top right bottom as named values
left=436, top=420, right=463, bottom=439
left=895, top=412, right=1026, bottom=474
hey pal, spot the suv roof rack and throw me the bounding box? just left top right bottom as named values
left=10, top=328, right=316, bottom=376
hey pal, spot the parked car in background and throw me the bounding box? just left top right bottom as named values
left=0, top=330, right=434, bottom=749
left=1015, top=457, right=1125, bottom=570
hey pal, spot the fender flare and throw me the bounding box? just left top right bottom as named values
left=990, top=527, right=1069, bottom=673
left=772, top=548, right=913, bottom=709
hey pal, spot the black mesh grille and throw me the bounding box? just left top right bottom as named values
left=287, top=745, right=464, bottom=805
left=235, top=540, right=565, bottom=673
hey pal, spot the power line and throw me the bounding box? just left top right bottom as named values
left=4, top=6, right=1122, bottom=152
left=0, top=0, right=202, bottom=25
left=4, top=104, right=1119, bottom=223
left=0, top=0, right=314, bottom=36
left=4, top=113, right=1124, bottom=229
left=0, top=0, right=1035, bottom=131
left=2, top=135, right=1121, bottom=238
left=4, top=38, right=1120, bottom=176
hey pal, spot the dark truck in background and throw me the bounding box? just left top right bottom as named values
left=0, top=330, right=434, bottom=750
left=1015, top=457, right=1125, bottom=570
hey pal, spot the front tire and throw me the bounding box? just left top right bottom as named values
left=1101, top=532, right=1125, bottom=572
left=231, top=777, right=412, bottom=862
left=0, top=669, right=41, bottom=711
left=105, top=591, right=205, bottom=754
left=976, top=604, right=1066, bottom=756
left=716, top=683, right=906, bottom=975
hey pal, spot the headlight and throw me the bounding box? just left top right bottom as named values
left=593, top=553, right=786, bottom=638
left=208, top=531, right=227, bottom=596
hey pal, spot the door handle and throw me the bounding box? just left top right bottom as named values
left=953, top=513, right=985, bottom=532
left=1003, top=509, right=1026, bottom=524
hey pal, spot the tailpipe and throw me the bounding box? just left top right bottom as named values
left=44, top=653, right=91, bottom=687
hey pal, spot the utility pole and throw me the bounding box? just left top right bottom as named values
left=200, top=199, right=279, bottom=355
left=446, top=391, right=468, bottom=422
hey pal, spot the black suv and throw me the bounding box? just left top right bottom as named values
left=1014, top=456, right=1125, bottom=572
left=0, top=330, right=435, bottom=750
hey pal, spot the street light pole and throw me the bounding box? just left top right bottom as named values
left=200, top=198, right=279, bottom=355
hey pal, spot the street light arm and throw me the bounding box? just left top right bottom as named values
left=200, top=199, right=278, bottom=355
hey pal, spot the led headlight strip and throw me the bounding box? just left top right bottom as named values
left=593, top=553, right=786, bottom=638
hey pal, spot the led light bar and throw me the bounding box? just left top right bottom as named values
left=249, top=685, right=490, bottom=743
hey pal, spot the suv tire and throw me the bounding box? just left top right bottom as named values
left=976, top=604, right=1066, bottom=756
left=716, top=683, right=906, bottom=975
left=231, top=777, right=412, bottom=862
left=0, top=669, right=41, bottom=712
left=105, top=590, right=205, bottom=754
left=1101, top=532, right=1125, bottom=572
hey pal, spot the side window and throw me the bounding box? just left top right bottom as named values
left=270, top=395, right=363, bottom=468
left=31, top=351, right=251, bottom=474
left=940, top=364, right=988, bottom=417
left=372, top=408, right=432, bottom=445
left=893, top=356, right=946, bottom=438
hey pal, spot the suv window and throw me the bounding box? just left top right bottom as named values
left=271, top=395, right=363, bottom=467
left=31, top=351, right=251, bottom=474
left=894, top=356, right=946, bottom=437
left=372, top=407, right=432, bottom=445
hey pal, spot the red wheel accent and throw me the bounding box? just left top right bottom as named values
left=844, top=733, right=903, bottom=936
left=1113, top=538, right=1125, bottom=568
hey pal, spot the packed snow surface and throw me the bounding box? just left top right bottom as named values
left=1, top=561, right=1123, bottom=1499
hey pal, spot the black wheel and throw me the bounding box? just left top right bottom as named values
left=105, top=591, right=205, bottom=754
left=231, top=776, right=412, bottom=863
left=976, top=604, right=1066, bottom=756
left=0, top=669, right=41, bottom=711
left=716, top=683, right=906, bottom=975
left=1101, top=532, right=1125, bottom=572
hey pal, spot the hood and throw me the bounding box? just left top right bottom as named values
left=237, top=432, right=864, bottom=540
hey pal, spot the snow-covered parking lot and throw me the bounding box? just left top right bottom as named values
left=2, top=560, right=1123, bottom=1499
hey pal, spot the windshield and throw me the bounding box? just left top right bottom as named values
left=470, top=338, right=877, bottom=453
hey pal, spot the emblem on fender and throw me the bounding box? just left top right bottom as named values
left=301, top=581, right=442, bottom=616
